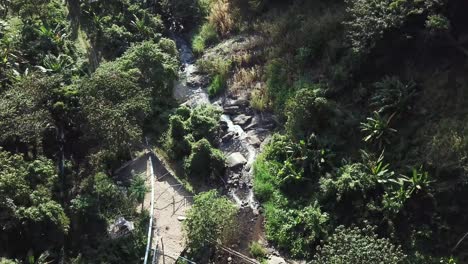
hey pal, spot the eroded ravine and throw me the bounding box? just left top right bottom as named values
left=172, top=35, right=274, bottom=210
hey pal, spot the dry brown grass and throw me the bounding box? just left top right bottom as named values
left=231, top=66, right=262, bottom=92
left=208, top=0, right=238, bottom=37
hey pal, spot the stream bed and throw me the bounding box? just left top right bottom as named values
left=172, top=35, right=275, bottom=210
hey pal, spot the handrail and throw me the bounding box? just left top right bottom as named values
left=143, top=154, right=155, bottom=264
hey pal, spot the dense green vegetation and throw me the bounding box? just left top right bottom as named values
left=164, top=105, right=225, bottom=181
left=3, top=0, right=468, bottom=262
left=236, top=0, right=468, bottom=262
left=0, top=0, right=178, bottom=262
left=183, top=190, right=238, bottom=260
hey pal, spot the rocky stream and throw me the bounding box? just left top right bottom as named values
left=172, top=35, right=276, bottom=211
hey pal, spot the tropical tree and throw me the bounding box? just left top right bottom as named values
left=183, top=190, right=238, bottom=258
left=0, top=74, right=54, bottom=148
left=0, top=148, right=69, bottom=255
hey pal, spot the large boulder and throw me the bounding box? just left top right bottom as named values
left=226, top=152, right=247, bottom=168
left=233, top=114, right=253, bottom=127
left=268, top=256, right=287, bottom=264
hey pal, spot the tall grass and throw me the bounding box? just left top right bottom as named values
left=192, top=22, right=218, bottom=55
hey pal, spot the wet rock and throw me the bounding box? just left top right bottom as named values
left=221, top=131, right=235, bottom=142
left=219, top=120, right=228, bottom=131
left=226, top=152, right=247, bottom=168
left=187, top=74, right=209, bottom=87
left=224, top=105, right=241, bottom=114
left=268, top=256, right=287, bottom=264
left=228, top=99, right=249, bottom=107
left=233, top=114, right=253, bottom=127
left=247, top=135, right=261, bottom=147
left=244, top=117, right=259, bottom=130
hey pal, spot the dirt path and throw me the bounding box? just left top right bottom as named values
left=141, top=153, right=193, bottom=264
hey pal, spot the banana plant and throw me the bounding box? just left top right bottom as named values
left=36, top=24, right=68, bottom=48
left=37, top=53, right=74, bottom=74
left=361, top=111, right=397, bottom=148
left=387, top=166, right=432, bottom=196
left=130, top=14, right=151, bottom=38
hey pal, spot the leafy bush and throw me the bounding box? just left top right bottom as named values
left=370, top=76, right=417, bottom=115
left=285, top=87, right=336, bottom=139
left=425, top=14, right=450, bottom=34
left=184, top=139, right=224, bottom=179
left=101, top=24, right=132, bottom=59
left=188, top=105, right=222, bottom=143
left=0, top=259, right=17, bottom=264
left=81, top=40, right=178, bottom=159
left=158, top=0, right=207, bottom=29
left=320, top=163, right=380, bottom=201
left=184, top=190, right=238, bottom=256
left=264, top=203, right=329, bottom=259
left=422, top=118, right=468, bottom=174
left=312, top=225, right=406, bottom=263
left=345, top=0, right=441, bottom=52
left=0, top=149, right=69, bottom=253
left=165, top=105, right=222, bottom=177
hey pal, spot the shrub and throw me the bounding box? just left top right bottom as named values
left=165, top=105, right=222, bottom=167
left=425, top=14, right=450, bottom=34
left=158, top=0, right=207, bottom=29
left=188, top=105, right=222, bottom=143
left=285, top=88, right=336, bottom=139
left=192, top=22, right=219, bottom=55
left=249, top=241, right=267, bottom=260
left=422, top=118, right=468, bottom=173
left=320, top=163, right=379, bottom=201
left=184, top=190, right=238, bottom=256
left=312, top=225, right=406, bottom=263
left=370, top=76, right=416, bottom=115
left=264, top=203, right=329, bottom=259
left=344, top=0, right=441, bottom=52
left=101, top=24, right=132, bottom=59
left=165, top=115, right=192, bottom=159
left=184, top=139, right=224, bottom=179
